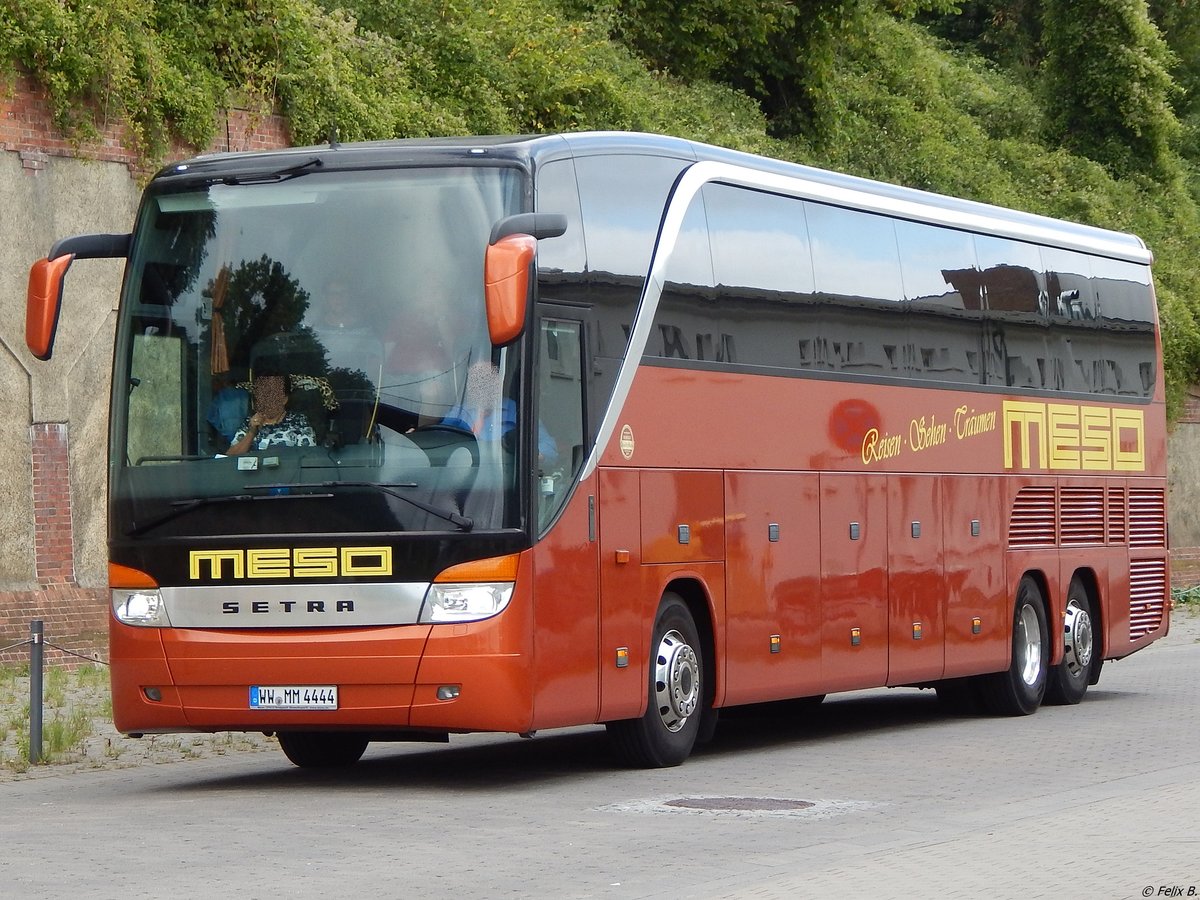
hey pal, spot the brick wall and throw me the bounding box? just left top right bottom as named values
left=1, top=69, right=290, bottom=173
left=0, top=70, right=291, bottom=667
left=1179, top=387, right=1200, bottom=426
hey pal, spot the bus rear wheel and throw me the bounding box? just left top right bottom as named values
left=607, top=594, right=704, bottom=768
left=980, top=576, right=1049, bottom=716
left=277, top=731, right=369, bottom=768
left=1045, top=578, right=1097, bottom=706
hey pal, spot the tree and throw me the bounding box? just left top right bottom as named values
left=1041, top=0, right=1180, bottom=177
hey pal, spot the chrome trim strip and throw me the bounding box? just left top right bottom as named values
left=160, top=582, right=429, bottom=628
left=579, top=159, right=1154, bottom=480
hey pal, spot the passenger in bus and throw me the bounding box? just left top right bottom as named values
left=227, top=374, right=318, bottom=454
left=441, top=362, right=559, bottom=468
left=314, top=277, right=370, bottom=333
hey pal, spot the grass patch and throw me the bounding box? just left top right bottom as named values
left=0, top=663, right=109, bottom=767
left=1172, top=585, right=1200, bottom=607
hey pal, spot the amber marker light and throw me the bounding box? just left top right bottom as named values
left=422, top=554, right=521, bottom=623
left=109, top=563, right=169, bottom=626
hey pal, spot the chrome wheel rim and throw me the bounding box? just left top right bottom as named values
left=654, top=629, right=699, bottom=733
left=1016, top=603, right=1043, bottom=687
left=1062, top=598, right=1094, bottom=677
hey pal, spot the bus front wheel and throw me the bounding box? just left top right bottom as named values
left=277, top=731, right=369, bottom=768
left=607, top=594, right=704, bottom=768
left=980, top=576, right=1049, bottom=716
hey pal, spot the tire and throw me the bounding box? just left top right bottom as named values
left=607, top=594, right=705, bottom=768
left=1044, top=578, right=1098, bottom=706
left=277, top=731, right=369, bottom=768
left=980, top=576, right=1049, bottom=716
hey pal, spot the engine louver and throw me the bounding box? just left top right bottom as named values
left=1129, top=558, right=1167, bottom=640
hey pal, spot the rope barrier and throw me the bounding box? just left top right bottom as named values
left=43, top=641, right=109, bottom=666
left=0, top=638, right=33, bottom=655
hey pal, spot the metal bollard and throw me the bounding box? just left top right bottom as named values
left=29, top=620, right=43, bottom=764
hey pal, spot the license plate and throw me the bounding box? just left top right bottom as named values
left=250, top=685, right=338, bottom=710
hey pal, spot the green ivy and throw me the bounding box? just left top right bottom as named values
left=2, top=0, right=1200, bottom=412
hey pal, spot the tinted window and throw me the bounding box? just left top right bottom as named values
left=701, top=183, right=816, bottom=371
left=574, top=154, right=689, bottom=283
left=647, top=191, right=718, bottom=361
left=1041, top=247, right=1099, bottom=393
left=975, top=235, right=1047, bottom=389
left=535, top=159, right=587, bottom=286
left=708, top=184, right=814, bottom=296
left=1093, top=256, right=1157, bottom=396
left=574, top=153, right=690, bottom=402
left=807, top=203, right=905, bottom=376
left=895, top=220, right=982, bottom=384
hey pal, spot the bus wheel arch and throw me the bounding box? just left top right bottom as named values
left=607, top=586, right=713, bottom=767
left=1045, top=570, right=1102, bottom=705
left=980, top=572, right=1050, bottom=716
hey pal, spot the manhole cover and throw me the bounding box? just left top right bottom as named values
left=664, top=797, right=815, bottom=812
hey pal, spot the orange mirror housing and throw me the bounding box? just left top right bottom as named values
left=26, top=254, right=74, bottom=361
left=484, top=233, right=536, bottom=346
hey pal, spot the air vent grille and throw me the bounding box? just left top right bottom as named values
left=1060, top=487, right=1105, bottom=545
left=1128, top=489, right=1167, bottom=548
left=1107, top=487, right=1127, bottom=544
left=1009, top=487, right=1056, bottom=547
left=1129, top=558, right=1167, bottom=640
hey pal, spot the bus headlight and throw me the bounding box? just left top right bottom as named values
left=419, top=583, right=513, bottom=623
left=112, top=589, right=171, bottom=627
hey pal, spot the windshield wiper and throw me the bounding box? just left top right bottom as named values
left=221, top=156, right=323, bottom=185
left=125, top=491, right=333, bottom=537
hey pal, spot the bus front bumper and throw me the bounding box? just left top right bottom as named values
left=109, top=617, right=535, bottom=736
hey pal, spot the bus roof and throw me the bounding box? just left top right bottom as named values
left=158, top=131, right=1151, bottom=265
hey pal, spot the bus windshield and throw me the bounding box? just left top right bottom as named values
left=110, top=165, right=525, bottom=539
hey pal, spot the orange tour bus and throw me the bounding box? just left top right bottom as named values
left=25, top=132, right=1169, bottom=768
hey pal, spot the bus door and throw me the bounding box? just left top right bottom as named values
left=530, top=312, right=601, bottom=728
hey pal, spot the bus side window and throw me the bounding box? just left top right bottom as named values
left=537, top=315, right=586, bottom=532
left=807, top=202, right=905, bottom=377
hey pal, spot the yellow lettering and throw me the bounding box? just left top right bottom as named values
left=1080, top=407, right=1112, bottom=471
left=247, top=548, right=291, bottom=578
left=1003, top=401, right=1145, bottom=473
left=188, top=546, right=394, bottom=580
left=342, top=546, right=392, bottom=576
left=1112, top=409, right=1146, bottom=471
left=293, top=547, right=339, bottom=578
left=1003, top=401, right=1047, bottom=470
left=1048, top=404, right=1080, bottom=470
left=189, top=550, right=244, bottom=580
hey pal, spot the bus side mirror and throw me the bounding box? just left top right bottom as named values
left=26, top=254, right=74, bottom=361
left=483, top=214, right=567, bottom=346
left=484, top=233, right=537, bottom=346
left=25, top=232, right=131, bottom=360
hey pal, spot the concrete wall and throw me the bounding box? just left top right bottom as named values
left=1168, top=390, right=1200, bottom=548
left=0, top=72, right=288, bottom=663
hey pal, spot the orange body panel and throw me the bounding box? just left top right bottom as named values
left=529, top=476, right=601, bottom=730
left=941, top=475, right=1009, bottom=678
left=885, top=475, right=946, bottom=685
left=819, top=473, right=889, bottom=692
left=723, top=472, right=822, bottom=704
